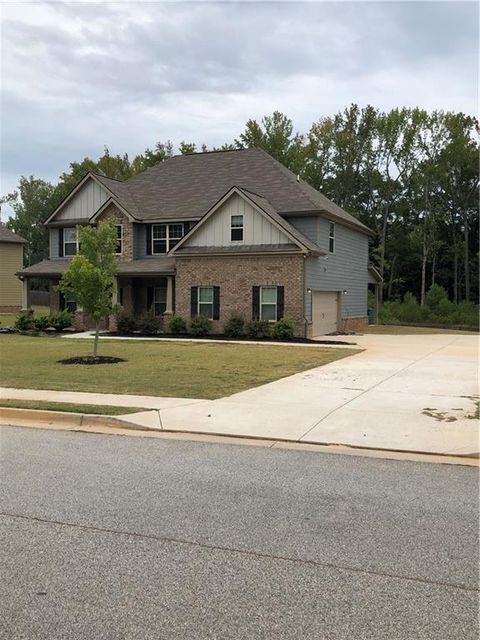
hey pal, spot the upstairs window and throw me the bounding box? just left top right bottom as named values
left=63, top=227, right=78, bottom=256
left=231, top=214, right=244, bottom=242
left=329, top=222, right=335, bottom=253
left=152, top=223, right=184, bottom=253
left=115, top=224, right=123, bottom=255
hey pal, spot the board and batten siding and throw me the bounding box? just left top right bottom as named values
left=0, top=243, right=23, bottom=306
left=186, top=193, right=291, bottom=247
left=55, top=180, right=109, bottom=222
left=286, top=215, right=369, bottom=320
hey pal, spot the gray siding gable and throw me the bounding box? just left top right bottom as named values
left=286, top=216, right=369, bottom=320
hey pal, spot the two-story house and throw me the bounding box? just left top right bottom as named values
left=17, top=148, right=380, bottom=336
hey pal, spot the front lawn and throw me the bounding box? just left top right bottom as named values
left=0, top=334, right=359, bottom=399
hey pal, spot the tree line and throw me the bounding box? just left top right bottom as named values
left=2, top=105, right=478, bottom=304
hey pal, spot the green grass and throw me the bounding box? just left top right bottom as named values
left=363, top=324, right=475, bottom=335
left=0, top=399, right=144, bottom=415
left=0, top=334, right=359, bottom=399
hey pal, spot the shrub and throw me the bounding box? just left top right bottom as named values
left=15, top=309, right=34, bottom=330
left=424, top=284, right=449, bottom=313
left=169, top=314, right=187, bottom=334
left=49, top=310, right=72, bottom=332
left=271, top=317, right=295, bottom=340
left=190, top=314, right=212, bottom=336
left=245, top=319, right=270, bottom=339
left=138, top=312, right=161, bottom=335
left=33, top=314, right=50, bottom=331
left=117, top=313, right=137, bottom=335
left=396, top=292, right=422, bottom=323
left=378, top=302, right=400, bottom=325
left=223, top=313, right=245, bottom=338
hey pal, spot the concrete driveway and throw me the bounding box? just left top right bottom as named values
left=159, top=333, right=479, bottom=455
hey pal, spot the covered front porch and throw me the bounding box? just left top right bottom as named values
left=17, top=257, right=177, bottom=331
left=116, top=275, right=175, bottom=327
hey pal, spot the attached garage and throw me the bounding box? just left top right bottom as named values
left=311, top=291, right=339, bottom=336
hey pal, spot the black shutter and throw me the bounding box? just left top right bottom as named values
left=58, top=228, right=64, bottom=257
left=147, top=287, right=154, bottom=313
left=213, top=286, right=220, bottom=320
left=190, top=286, right=198, bottom=318
left=252, top=286, right=260, bottom=320
left=59, top=292, right=65, bottom=311
left=146, top=224, right=152, bottom=255
left=277, top=286, right=285, bottom=320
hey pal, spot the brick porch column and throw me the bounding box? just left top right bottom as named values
left=164, top=276, right=174, bottom=316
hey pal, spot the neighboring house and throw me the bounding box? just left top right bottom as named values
left=0, top=226, right=26, bottom=313
left=18, top=148, right=380, bottom=336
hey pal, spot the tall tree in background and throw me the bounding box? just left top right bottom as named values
left=2, top=176, right=55, bottom=266
left=236, top=111, right=305, bottom=173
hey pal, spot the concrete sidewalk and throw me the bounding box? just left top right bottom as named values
left=1, top=333, right=478, bottom=455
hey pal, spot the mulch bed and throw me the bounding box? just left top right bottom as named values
left=105, top=332, right=353, bottom=346
left=58, top=356, right=126, bottom=365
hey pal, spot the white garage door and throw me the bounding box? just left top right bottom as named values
left=312, top=291, right=338, bottom=336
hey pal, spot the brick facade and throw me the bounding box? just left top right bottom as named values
left=175, top=253, right=307, bottom=336
left=96, top=203, right=133, bottom=262
left=341, top=316, right=369, bottom=332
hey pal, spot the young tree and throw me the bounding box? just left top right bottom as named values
left=59, top=222, right=119, bottom=357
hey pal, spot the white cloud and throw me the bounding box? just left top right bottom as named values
left=0, top=0, right=477, bottom=204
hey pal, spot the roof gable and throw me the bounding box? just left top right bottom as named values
left=171, top=186, right=322, bottom=256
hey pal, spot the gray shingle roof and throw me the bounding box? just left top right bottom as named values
left=0, top=226, right=26, bottom=243
left=18, top=257, right=175, bottom=278
left=174, top=244, right=302, bottom=256
left=99, top=148, right=370, bottom=234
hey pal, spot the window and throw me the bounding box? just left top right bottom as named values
left=261, top=286, right=277, bottom=321
left=115, top=225, right=123, bottom=255
left=329, top=222, right=335, bottom=253
left=153, top=286, right=167, bottom=315
left=198, top=287, right=214, bottom=319
left=152, top=223, right=184, bottom=253
left=231, top=214, right=244, bottom=242
left=63, top=227, right=78, bottom=256
left=60, top=292, right=76, bottom=313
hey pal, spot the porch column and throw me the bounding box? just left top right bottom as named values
left=109, top=277, right=119, bottom=332
left=165, top=276, right=174, bottom=315
left=112, top=277, right=119, bottom=305
left=21, top=278, right=30, bottom=310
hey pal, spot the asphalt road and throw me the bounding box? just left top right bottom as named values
left=0, top=426, right=478, bottom=639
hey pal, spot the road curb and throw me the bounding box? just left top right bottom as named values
left=1, top=406, right=478, bottom=466
left=0, top=407, right=154, bottom=432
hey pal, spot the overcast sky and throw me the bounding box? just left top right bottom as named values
left=1, top=0, right=478, bottom=207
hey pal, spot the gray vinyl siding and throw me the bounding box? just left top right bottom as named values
left=290, top=216, right=368, bottom=320
left=133, top=224, right=146, bottom=259
left=284, top=216, right=318, bottom=243
left=49, top=228, right=59, bottom=259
